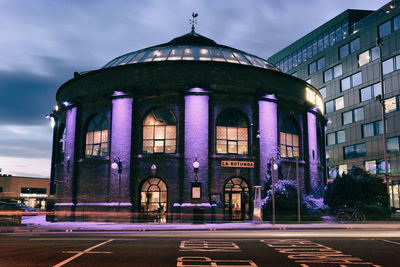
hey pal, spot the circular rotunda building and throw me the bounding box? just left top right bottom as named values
left=50, top=30, right=327, bottom=222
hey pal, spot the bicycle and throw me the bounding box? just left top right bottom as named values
left=336, top=207, right=366, bottom=223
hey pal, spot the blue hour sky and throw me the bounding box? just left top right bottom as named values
left=0, top=0, right=388, bottom=178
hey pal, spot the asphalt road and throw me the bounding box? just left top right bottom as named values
left=1, top=230, right=400, bottom=267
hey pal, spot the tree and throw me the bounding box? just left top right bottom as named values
left=324, top=167, right=390, bottom=218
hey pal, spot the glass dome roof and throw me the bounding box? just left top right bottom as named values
left=102, top=32, right=279, bottom=71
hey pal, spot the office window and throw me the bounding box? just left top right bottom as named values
left=339, top=44, right=349, bottom=59
left=366, top=159, right=391, bottom=175
left=338, top=164, right=348, bottom=175
left=324, top=64, right=342, bottom=82
left=85, top=114, right=109, bottom=158
left=308, top=57, right=325, bottom=74
left=317, top=57, right=325, bottom=69
left=360, top=83, right=381, bottom=102
left=309, top=61, right=316, bottom=74
left=319, top=87, right=326, bottom=99
left=385, top=96, right=399, bottom=113
left=325, top=96, right=344, bottom=114
left=387, top=137, right=400, bottom=153
left=350, top=38, right=360, bottom=53
left=379, top=20, right=391, bottom=38
left=342, top=107, right=364, bottom=125
left=142, top=108, right=177, bottom=154
left=362, top=120, right=385, bottom=138
left=328, top=166, right=338, bottom=179
left=394, top=15, right=400, bottom=31
left=339, top=38, right=360, bottom=59
left=383, top=58, right=394, bottom=75
left=358, top=47, right=379, bottom=67
left=327, top=130, right=346, bottom=146
left=344, top=143, right=366, bottom=159
left=341, top=72, right=362, bottom=91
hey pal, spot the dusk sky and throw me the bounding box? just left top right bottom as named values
left=0, top=0, right=388, bottom=178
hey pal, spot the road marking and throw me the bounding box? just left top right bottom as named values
left=180, top=239, right=241, bottom=252
left=261, top=239, right=381, bottom=266
left=30, top=238, right=136, bottom=241
left=381, top=239, right=400, bottom=246
left=52, top=239, right=114, bottom=267
left=62, top=251, right=113, bottom=254
left=177, top=256, right=257, bottom=266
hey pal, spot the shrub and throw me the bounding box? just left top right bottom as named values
left=324, top=167, right=390, bottom=219
left=262, top=179, right=327, bottom=221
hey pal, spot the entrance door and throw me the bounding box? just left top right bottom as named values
left=224, top=178, right=249, bottom=221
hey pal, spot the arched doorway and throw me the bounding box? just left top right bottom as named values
left=224, top=178, right=250, bottom=221
left=140, top=178, right=167, bottom=222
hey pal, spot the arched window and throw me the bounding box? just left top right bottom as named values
left=140, top=178, right=167, bottom=214
left=85, top=114, right=109, bottom=157
left=58, top=125, right=66, bottom=163
left=142, top=108, right=176, bottom=154
left=216, top=109, right=248, bottom=154
left=280, top=118, right=300, bottom=158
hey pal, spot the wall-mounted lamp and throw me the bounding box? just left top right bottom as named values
left=151, top=164, right=157, bottom=177
left=45, top=114, right=55, bottom=128
left=63, top=101, right=72, bottom=107
left=111, top=156, right=122, bottom=204
left=192, top=158, right=201, bottom=199
left=193, top=158, right=199, bottom=182
left=111, top=156, right=122, bottom=174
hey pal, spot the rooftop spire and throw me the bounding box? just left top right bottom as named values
left=190, top=12, right=198, bottom=33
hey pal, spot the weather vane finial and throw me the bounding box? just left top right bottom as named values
left=190, top=12, right=198, bottom=33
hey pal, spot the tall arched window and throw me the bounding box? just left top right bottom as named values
left=58, top=125, right=66, bottom=163
left=85, top=114, right=109, bottom=157
left=142, top=108, right=176, bottom=154
left=280, top=118, right=300, bottom=158
left=216, top=109, right=249, bottom=154
left=140, top=178, right=167, bottom=214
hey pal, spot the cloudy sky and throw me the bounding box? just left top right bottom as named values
left=0, top=0, right=388, bottom=178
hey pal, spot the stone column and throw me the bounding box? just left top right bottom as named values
left=258, top=97, right=278, bottom=184
left=110, top=96, right=133, bottom=206
left=184, top=89, right=209, bottom=204
left=61, top=106, right=77, bottom=204
left=307, top=112, right=319, bottom=196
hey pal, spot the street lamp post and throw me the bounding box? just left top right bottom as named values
left=111, top=157, right=122, bottom=205
left=376, top=36, right=391, bottom=209
left=271, top=157, right=276, bottom=225
left=296, top=157, right=301, bottom=223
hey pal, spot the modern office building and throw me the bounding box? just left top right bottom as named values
left=0, top=175, right=50, bottom=209
left=49, top=28, right=326, bottom=222
left=269, top=1, right=400, bottom=208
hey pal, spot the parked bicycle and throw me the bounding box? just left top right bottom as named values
left=336, top=207, right=366, bottom=223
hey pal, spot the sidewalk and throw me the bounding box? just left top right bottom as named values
left=0, top=215, right=399, bottom=232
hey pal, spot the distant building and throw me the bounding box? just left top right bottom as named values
left=269, top=1, right=400, bottom=208
left=0, top=175, right=49, bottom=209
left=50, top=29, right=326, bottom=222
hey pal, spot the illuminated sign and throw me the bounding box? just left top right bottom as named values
left=221, top=161, right=254, bottom=168
left=306, top=87, right=324, bottom=114
left=20, top=193, right=48, bottom=198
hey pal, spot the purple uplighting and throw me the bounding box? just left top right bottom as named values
left=307, top=112, right=319, bottom=196
left=184, top=93, right=209, bottom=202
left=259, top=99, right=278, bottom=180
left=111, top=97, right=133, bottom=202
